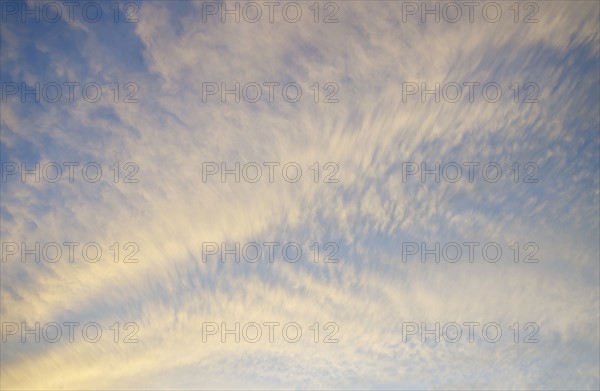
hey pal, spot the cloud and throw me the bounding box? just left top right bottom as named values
left=1, top=1, right=598, bottom=389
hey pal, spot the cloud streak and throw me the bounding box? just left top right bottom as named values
left=1, top=0, right=598, bottom=389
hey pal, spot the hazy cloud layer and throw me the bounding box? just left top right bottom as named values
left=1, top=1, right=598, bottom=389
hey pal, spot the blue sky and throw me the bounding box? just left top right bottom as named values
left=1, top=1, right=599, bottom=389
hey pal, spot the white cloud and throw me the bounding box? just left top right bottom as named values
left=1, top=1, right=598, bottom=389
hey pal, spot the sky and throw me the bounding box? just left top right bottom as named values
left=0, top=0, right=599, bottom=389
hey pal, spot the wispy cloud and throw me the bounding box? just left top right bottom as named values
left=1, top=1, right=598, bottom=389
